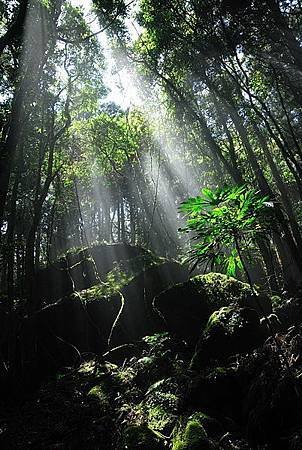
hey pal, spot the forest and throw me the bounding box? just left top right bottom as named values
left=1, top=0, right=302, bottom=448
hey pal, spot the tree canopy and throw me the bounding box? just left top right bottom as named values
left=1, top=0, right=302, bottom=298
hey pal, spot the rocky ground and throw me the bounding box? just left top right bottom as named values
left=1, top=245, right=302, bottom=449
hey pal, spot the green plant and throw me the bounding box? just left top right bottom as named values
left=179, top=185, right=274, bottom=284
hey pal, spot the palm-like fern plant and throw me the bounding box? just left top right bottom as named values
left=179, top=185, right=275, bottom=285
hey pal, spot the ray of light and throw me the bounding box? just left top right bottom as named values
left=67, top=0, right=203, bottom=257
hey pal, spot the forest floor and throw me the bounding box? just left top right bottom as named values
left=1, top=246, right=302, bottom=449
left=1, top=323, right=302, bottom=449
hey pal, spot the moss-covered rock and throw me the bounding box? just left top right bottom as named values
left=0, top=358, right=117, bottom=449
left=87, top=383, right=111, bottom=411
left=19, top=258, right=189, bottom=382
left=172, top=413, right=217, bottom=450
left=191, top=306, right=267, bottom=369
left=148, top=405, right=174, bottom=434
left=145, top=378, right=179, bottom=434
left=154, top=273, right=271, bottom=345
left=3, top=324, right=302, bottom=450
left=195, top=273, right=251, bottom=307
left=33, top=243, right=152, bottom=303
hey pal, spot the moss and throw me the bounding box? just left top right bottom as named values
left=145, top=378, right=179, bottom=434
left=69, top=268, right=132, bottom=301
left=192, top=272, right=252, bottom=309
left=137, top=355, right=155, bottom=368
left=87, top=384, right=110, bottom=410
left=204, top=306, right=234, bottom=333
left=78, top=360, right=117, bottom=375
left=104, top=269, right=133, bottom=296
left=73, top=271, right=132, bottom=302
left=115, top=367, right=136, bottom=385
left=142, top=332, right=171, bottom=349
left=70, top=253, right=165, bottom=302
left=61, top=245, right=88, bottom=258
left=172, top=413, right=215, bottom=450
left=134, top=355, right=170, bottom=385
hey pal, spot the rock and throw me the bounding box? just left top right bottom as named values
left=191, top=306, right=267, bottom=369
left=133, top=355, right=171, bottom=387
left=33, top=243, right=152, bottom=304
left=87, top=383, right=111, bottom=411
left=145, top=378, right=180, bottom=435
left=19, top=260, right=189, bottom=383
left=172, top=413, right=217, bottom=450
left=129, top=333, right=188, bottom=388
left=109, top=261, right=189, bottom=345
left=0, top=359, right=115, bottom=449
left=153, top=273, right=271, bottom=345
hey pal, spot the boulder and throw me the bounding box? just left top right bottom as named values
left=0, top=359, right=116, bottom=449
left=32, top=243, right=151, bottom=304
left=145, top=378, right=180, bottom=436
left=153, top=273, right=271, bottom=345
left=19, top=260, right=189, bottom=383
left=191, top=306, right=267, bottom=370
left=172, top=413, right=217, bottom=450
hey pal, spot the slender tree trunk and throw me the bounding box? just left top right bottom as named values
left=120, top=195, right=125, bottom=241
left=6, top=166, right=21, bottom=301
left=129, top=198, right=136, bottom=245
left=257, top=239, right=280, bottom=292
left=253, top=122, right=302, bottom=249
left=0, top=0, right=29, bottom=57
left=222, top=100, right=302, bottom=274
left=0, top=89, right=25, bottom=231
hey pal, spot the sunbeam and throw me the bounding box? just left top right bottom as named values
left=67, top=0, right=201, bottom=257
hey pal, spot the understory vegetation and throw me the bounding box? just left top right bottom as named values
left=1, top=0, right=302, bottom=449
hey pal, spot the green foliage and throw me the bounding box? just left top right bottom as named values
left=39, top=0, right=51, bottom=9
left=142, top=332, right=172, bottom=353
left=179, top=185, right=274, bottom=276
left=72, top=268, right=130, bottom=301
left=271, top=295, right=283, bottom=310
left=67, top=109, right=150, bottom=184
left=148, top=405, right=172, bottom=433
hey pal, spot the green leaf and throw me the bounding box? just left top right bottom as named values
left=179, top=185, right=275, bottom=279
